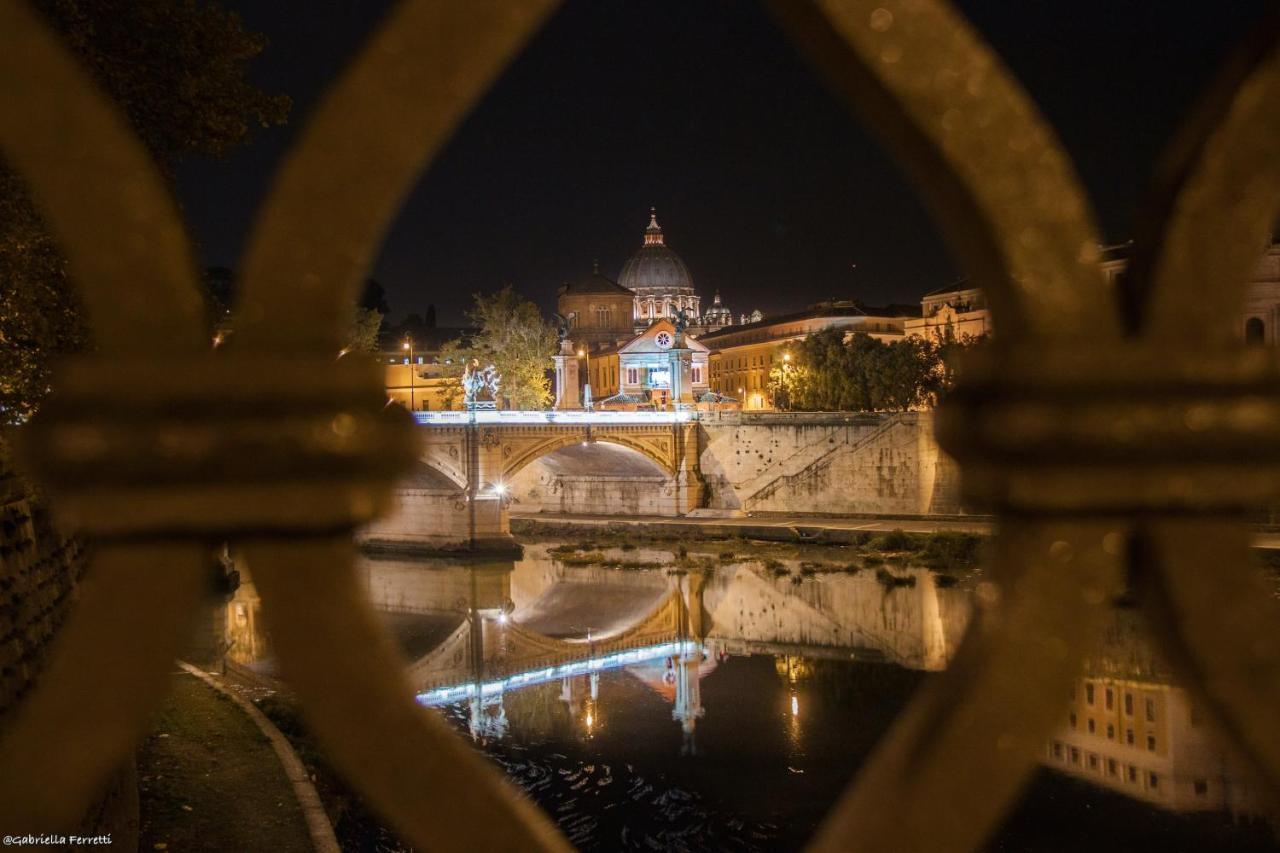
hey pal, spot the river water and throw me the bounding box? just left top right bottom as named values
left=216, top=535, right=1279, bottom=852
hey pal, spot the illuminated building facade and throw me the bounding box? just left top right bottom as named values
left=556, top=263, right=636, bottom=350
left=903, top=280, right=991, bottom=341
left=701, top=301, right=917, bottom=410
left=583, top=318, right=711, bottom=409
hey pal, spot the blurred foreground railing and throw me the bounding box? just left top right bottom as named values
left=0, top=1, right=1277, bottom=852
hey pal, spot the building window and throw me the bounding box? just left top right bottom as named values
left=1107, top=758, right=1117, bottom=777
left=1245, top=316, right=1266, bottom=345
left=1145, top=698, right=1155, bottom=722
left=1087, top=754, right=1098, bottom=771
left=1106, top=724, right=1114, bottom=740
left=1194, top=779, right=1208, bottom=796
left=1070, top=747, right=1080, bottom=765
left=1069, top=712, right=1077, bottom=729
left=1147, top=735, right=1156, bottom=752
left=1086, top=684, right=1094, bottom=705
left=1149, top=772, right=1159, bottom=790
left=1125, top=693, right=1133, bottom=716
left=1127, top=765, right=1138, bottom=783
left=1052, top=742, right=1063, bottom=759
left=1087, top=719, right=1096, bottom=734
left=1126, top=729, right=1134, bottom=745
left=1105, top=688, right=1113, bottom=710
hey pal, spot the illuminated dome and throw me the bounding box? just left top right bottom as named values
left=619, top=209, right=701, bottom=324
left=703, top=290, right=733, bottom=326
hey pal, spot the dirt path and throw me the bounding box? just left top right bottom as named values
left=138, top=671, right=314, bottom=852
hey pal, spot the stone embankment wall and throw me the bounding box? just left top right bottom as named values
left=0, top=466, right=84, bottom=727
left=510, top=412, right=964, bottom=519
left=0, top=455, right=137, bottom=842
left=700, top=411, right=964, bottom=516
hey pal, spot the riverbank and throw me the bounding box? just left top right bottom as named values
left=510, top=511, right=991, bottom=545
left=137, top=671, right=318, bottom=853
left=511, top=512, right=1280, bottom=552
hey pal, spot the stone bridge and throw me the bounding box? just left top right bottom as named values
left=358, top=410, right=962, bottom=552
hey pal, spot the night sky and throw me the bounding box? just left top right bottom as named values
left=175, top=1, right=1273, bottom=325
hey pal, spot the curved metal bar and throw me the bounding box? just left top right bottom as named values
left=768, top=0, right=1117, bottom=342
left=0, top=2, right=204, bottom=353
left=1137, top=521, right=1280, bottom=801
left=244, top=537, right=571, bottom=852
left=234, top=0, right=558, bottom=352
left=0, top=543, right=208, bottom=831
left=807, top=521, right=1125, bottom=853
left=1127, top=15, right=1280, bottom=341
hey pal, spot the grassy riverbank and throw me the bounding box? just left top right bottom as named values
left=531, top=527, right=987, bottom=588
left=138, top=673, right=313, bottom=853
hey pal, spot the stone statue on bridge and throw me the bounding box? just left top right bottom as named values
left=463, top=359, right=500, bottom=410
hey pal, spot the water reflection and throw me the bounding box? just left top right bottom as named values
left=1044, top=607, right=1266, bottom=817
left=219, top=540, right=1278, bottom=850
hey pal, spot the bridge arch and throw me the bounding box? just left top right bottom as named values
left=501, top=434, right=675, bottom=482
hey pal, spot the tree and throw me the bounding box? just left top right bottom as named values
left=767, top=330, right=982, bottom=412
left=0, top=0, right=289, bottom=424
left=344, top=308, right=384, bottom=355
left=444, top=286, right=557, bottom=410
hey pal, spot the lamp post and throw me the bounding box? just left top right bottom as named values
left=402, top=338, right=415, bottom=411
left=577, top=347, right=592, bottom=411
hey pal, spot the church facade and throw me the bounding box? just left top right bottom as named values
left=553, top=209, right=762, bottom=410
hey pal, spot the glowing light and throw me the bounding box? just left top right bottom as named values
left=402, top=340, right=411, bottom=351
left=497, top=612, right=508, bottom=625
left=791, top=695, right=799, bottom=716
left=783, top=352, right=791, bottom=362
left=577, top=349, right=585, bottom=357
left=491, top=482, right=507, bottom=496
left=415, top=641, right=699, bottom=706
left=585, top=711, right=594, bottom=728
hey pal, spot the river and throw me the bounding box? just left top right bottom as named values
left=213, top=534, right=1279, bottom=852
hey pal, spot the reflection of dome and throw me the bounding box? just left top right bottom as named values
left=618, top=209, right=696, bottom=299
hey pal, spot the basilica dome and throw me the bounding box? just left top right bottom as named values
left=619, top=209, right=700, bottom=325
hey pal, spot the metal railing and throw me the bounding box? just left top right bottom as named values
left=0, top=1, right=1277, bottom=852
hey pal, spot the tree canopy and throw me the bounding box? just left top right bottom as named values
left=767, top=329, right=984, bottom=412
left=441, top=286, right=557, bottom=410
left=0, top=0, right=289, bottom=423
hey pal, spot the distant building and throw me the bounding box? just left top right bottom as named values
left=620, top=209, right=702, bottom=331
left=580, top=318, right=712, bottom=410
left=907, top=239, right=1280, bottom=345
left=1101, top=239, right=1280, bottom=345
left=700, top=300, right=919, bottom=410
left=612, top=208, right=758, bottom=336
left=557, top=263, right=635, bottom=350
left=380, top=325, right=474, bottom=412
left=904, top=280, right=991, bottom=341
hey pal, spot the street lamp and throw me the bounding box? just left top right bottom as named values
left=577, top=347, right=592, bottom=411
left=402, top=338, right=416, bottom=411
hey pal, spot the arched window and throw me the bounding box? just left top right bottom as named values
left=1245, top=317, right=1266, bottom=346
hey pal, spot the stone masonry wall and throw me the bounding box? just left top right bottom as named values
left=0, top=455, right=135, bottom=844
left=700, top=412, right=966, bottom=516
left=0, top=465, right=85, bottom=723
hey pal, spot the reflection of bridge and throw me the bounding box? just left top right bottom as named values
left=221, top=547, right=968, bottom=746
